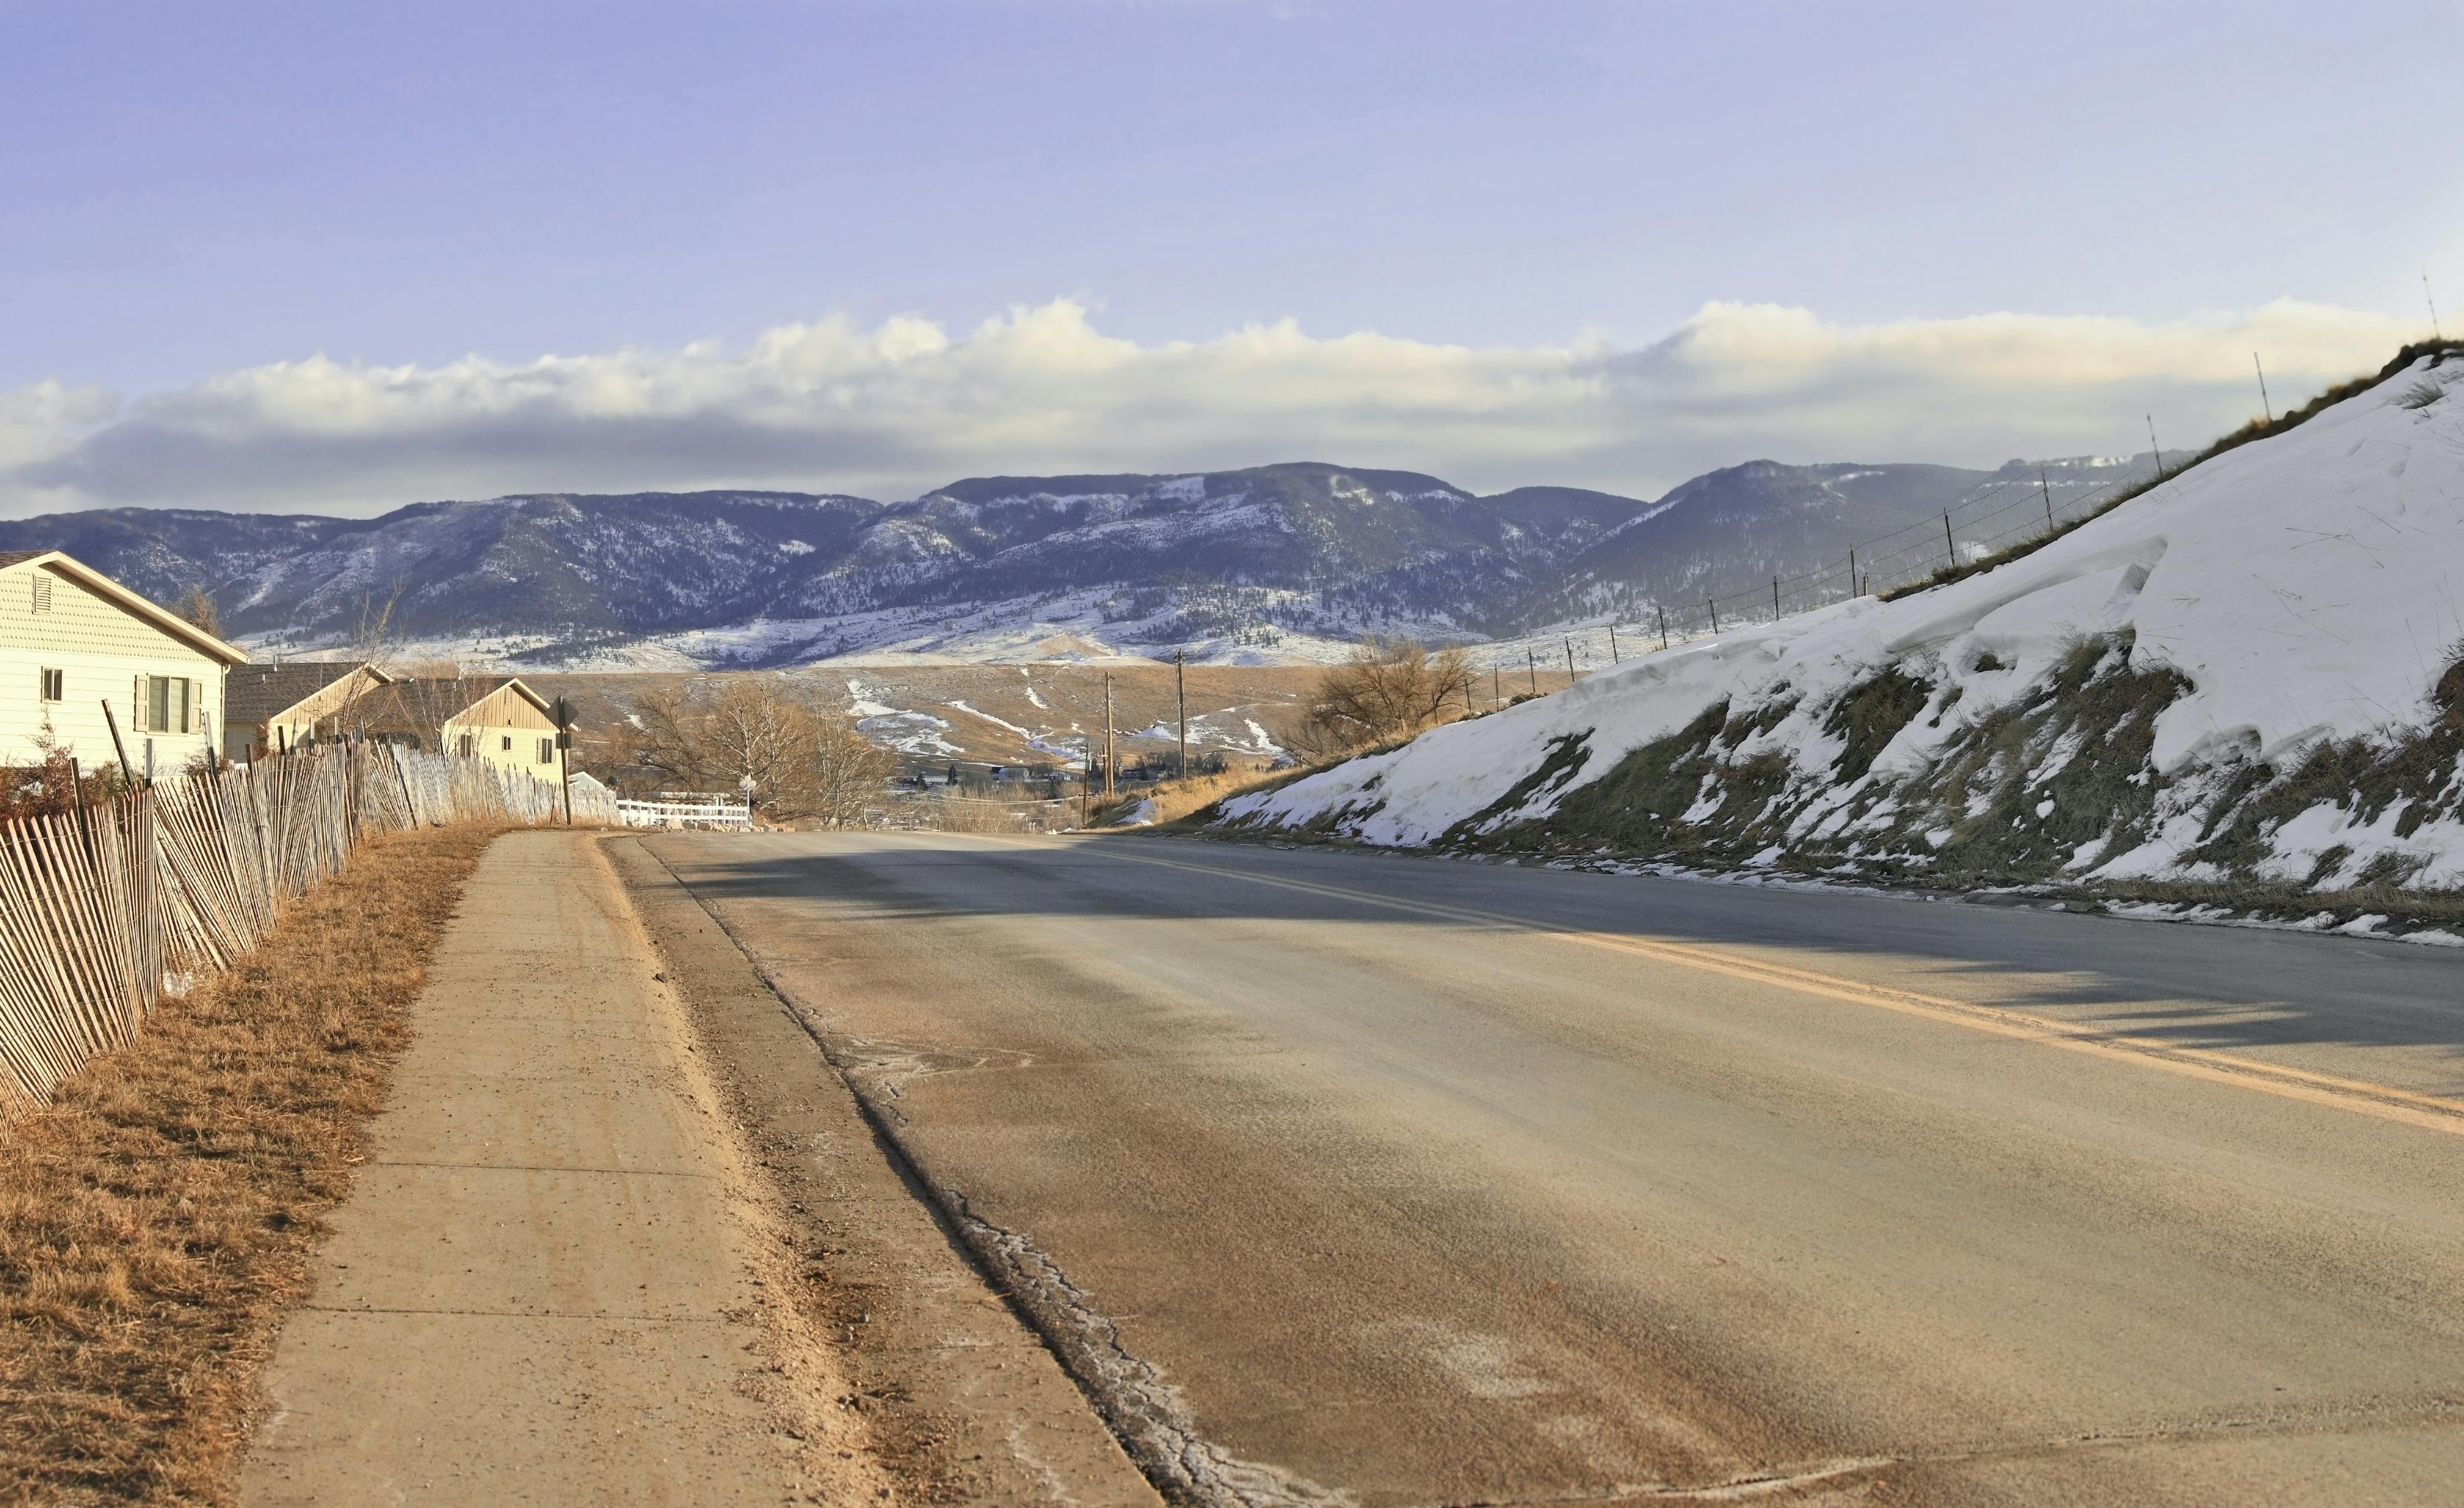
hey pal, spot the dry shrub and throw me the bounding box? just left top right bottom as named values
left=0, top=824, right=496, bottom=1506
left=1287, top=636, right=1477, bottom=761
left=0, top=729, right=121, bottom=821
left=1100, top=764, right=1296, bottom=827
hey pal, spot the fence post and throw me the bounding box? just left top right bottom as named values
left=1563, top=637, right=1577, bottom=684
left=1772, top=576, right=1781, bottom=619
left=1607, top=624, right=1620, bottom=663
left=1707, top=599, right=1719, bottom=635
left=2041, top=468, right=2055, bottom=532
left=1849, top=546, right=1858, bottom=598
left=1943, top=511, right=1957, bottom=567
left=1526, top=649, right=1537, bottom=696
left=1656, top=605, right=1668, bottom=650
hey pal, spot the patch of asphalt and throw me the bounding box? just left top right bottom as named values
left=946, top=1198, right=1354, bottom=1508
left=622, top=835, right=1347, bottom=1508
left=609, top=836, right=1163, bottom=1507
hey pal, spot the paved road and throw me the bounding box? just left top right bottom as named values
left=645, top=830, right=2464, bottom=1507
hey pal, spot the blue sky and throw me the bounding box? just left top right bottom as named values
left=2, top=1, right=2457, bottom=513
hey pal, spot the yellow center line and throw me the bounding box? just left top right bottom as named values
left=966, top=833, right=2464, bottom=1139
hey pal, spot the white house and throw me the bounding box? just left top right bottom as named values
left=0, top=551, right=248, bottom=779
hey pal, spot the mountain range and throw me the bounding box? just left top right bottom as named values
left=0, top=454, right=2172, bottom=668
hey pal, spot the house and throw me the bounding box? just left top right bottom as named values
left=223, top=661, right=398, bottom=763
left=355, top=674, right=566, bottom=778
left=0, top=550, right=248, bottom=779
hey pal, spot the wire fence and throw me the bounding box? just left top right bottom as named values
left=1494, top=457, right=2165, bottom=676
left=0, top=743, right=587, bottom=1125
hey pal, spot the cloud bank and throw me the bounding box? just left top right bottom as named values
left=0, top=298, right=2425, bottom=517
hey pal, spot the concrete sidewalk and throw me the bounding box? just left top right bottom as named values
left=241, top=831, right=876, bottom=1507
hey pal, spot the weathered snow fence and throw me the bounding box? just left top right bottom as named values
left=0, top=744, right=586, bottom=1124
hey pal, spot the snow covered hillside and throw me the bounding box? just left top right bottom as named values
left=1219, top=347, right=2464, bottom=930
left=2, top=456, right=2154, bottom=672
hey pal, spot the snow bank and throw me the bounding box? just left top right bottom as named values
left=1222, top=352, right=2464, bottom=898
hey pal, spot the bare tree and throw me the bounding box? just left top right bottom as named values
left=176, top=585, right=220, bottom=638
left=1288, top=636, right=1477, bottom=760
left=615, top=674, right=895, bottom=823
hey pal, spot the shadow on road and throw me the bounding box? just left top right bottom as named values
left=645, top=831, right=2464, bottom=1083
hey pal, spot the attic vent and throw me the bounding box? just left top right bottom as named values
left=30, top=575, right=51, bottom=614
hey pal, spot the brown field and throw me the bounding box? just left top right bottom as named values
left=0, top=826, right=495, bottom=1507
left=530, top=664, right=1388, bottom=775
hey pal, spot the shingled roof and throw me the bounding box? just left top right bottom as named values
left=224, top=662, right=381, bottom=728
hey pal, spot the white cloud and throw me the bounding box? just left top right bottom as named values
left=0, top=297, right=2426, bottom=517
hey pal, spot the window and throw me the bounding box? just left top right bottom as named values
left=38, top=668, right=62, bottom=702
left=537, top=737, right=555, bottom=764
left=31, top=576, right=52, bottom=614
left=138, top=676, right=194, bottom=734
left=456, top=733, right=474, bottom=757
left=501, top=734, right=512, bottom=752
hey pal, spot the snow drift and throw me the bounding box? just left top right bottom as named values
left=1218, top=349, right=2464, bottom=918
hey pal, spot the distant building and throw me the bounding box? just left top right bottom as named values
left=354, top=674, right=566, bottom=778
left=223, top=662, right=397, bottom=763
left=0, top=550, right=248, bottom=779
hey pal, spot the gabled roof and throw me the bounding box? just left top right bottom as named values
left=225, top=662, right=393, bottom=727
left=0, top=551, right=251, bottom=665
left=349, top=674, right=560, bottom=737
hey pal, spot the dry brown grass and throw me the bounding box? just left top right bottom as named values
left=0, top=824, right=497, bottom=1507
left=1095, top=763, right=1306, bottom=828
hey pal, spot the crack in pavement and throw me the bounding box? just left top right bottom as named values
left=946, top=1193, right=1357, bottom=1508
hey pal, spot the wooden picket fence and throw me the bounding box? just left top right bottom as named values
left=0, top=743, right=585, bottom=1125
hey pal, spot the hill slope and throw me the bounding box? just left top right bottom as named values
left=1219, top=347, right=2464, bottom=934
left=0, top=458, right=2150, bottom=668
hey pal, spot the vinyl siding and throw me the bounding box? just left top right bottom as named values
left=442, top=684, right=560, bottom=777
left=243, top=668, right=391, bottom=760
left=0, top=563, right=225, bottom=777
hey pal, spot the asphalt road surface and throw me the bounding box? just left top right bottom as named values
left=641, top=830, right=2464, bottom=1507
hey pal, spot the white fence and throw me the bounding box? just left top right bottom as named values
left=611, top=792, right=753, bottom=830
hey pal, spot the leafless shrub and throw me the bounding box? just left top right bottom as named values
left=2398, top=379, right=2449, bottom=410
left=1286, top=637, right=1477, bottom=760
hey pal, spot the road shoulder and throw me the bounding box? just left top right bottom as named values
left=608, top=835, right=1164, bottom=1507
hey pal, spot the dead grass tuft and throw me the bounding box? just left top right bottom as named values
left=0, top=825, right=497, bottom=1507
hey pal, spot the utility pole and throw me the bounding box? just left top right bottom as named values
left=1563, top=636, right=1577, bottom=683
left=553, top=695, right=573, bottom=825
left=1102, top=672, right=1115, bottom=799
left=2254, top=352, right=2272, bottom=423
left=2429, top=272, right=2443, bottom=339
left=1607, top=624, right=1620, bottom=663
left=1848, top=546, right=1859, bottom=598
left=2147, top=415, right=2164, bottom=479
left=1080, top=733, right=1091, bottom=827
left=1707, top=599, right=1719, bottom=635
left=1772, top=576, right=1781, bottom=619
left=1174, top=649, right=1187, bottom=781
left=1526, top=649, right=1537, bottom=696
left=1656, top=605, right=1668, bottom=649
left=1492, top=664, right=1501, bottom=710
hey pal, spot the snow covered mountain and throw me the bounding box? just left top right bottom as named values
left=1, top=458, right=2154, bottom=668
left=1219, top=344, right=2464, bottom=932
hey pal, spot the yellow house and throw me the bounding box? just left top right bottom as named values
left=359, top=674, right=565, bottom=778
left=223, top=662, right=397, bottom=763
left=0, top=550, right=249, bottom=779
